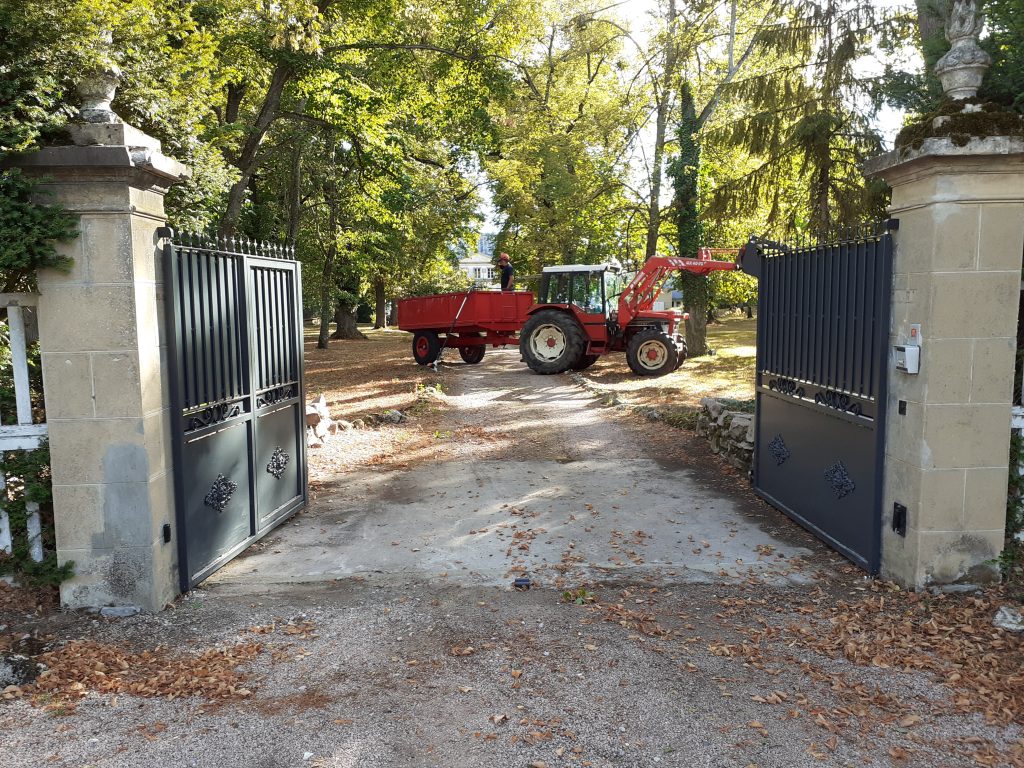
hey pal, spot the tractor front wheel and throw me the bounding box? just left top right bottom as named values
left=674, top=341, right=687, bottom=370
left=520, top=310, right=586, bottom=374
left=412, top=330, right=442, bottom=365
left=626, top=328, right=679, bottom=377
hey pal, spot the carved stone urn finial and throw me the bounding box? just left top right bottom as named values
left=933, top=0, right=992, bottom=100
left=77, top=31, right=122, bottom=123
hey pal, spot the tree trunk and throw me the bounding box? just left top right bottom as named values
left=644, top=0, right=678, bottom=260
left=331, top=303, right=366, bottom=339
left=317, top=241, right=337, bottom=350
left=286, top=99, right=307, bottom=246
left=373, top=276, right=387, bottom=329
left=684, top=284, right=710, bottom=357
left=645, top=101, right=669, bottom=260
left=220, top=63, right=293, bottom=236
left=678, top=270, right=710, bottom=357
left=746, top=303, right=753, bottom=319
left=317, top=181, right=338, bottom=350
left=915, top=0, right=949, bottom=67
left=388, top=302, right=398, bottom=326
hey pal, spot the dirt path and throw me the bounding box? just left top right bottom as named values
left=213, top=346, right=824, bottom=592
left=2, top=336, right=1023, bottom=768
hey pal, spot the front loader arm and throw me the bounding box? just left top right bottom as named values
left=617, top=254, right=737, bottom=327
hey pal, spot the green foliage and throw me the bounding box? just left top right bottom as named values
left=895, top=99, right=1024, bottom=150
left=1007, top=431, right=1024, bottom=540
left=707, top=270, right=758, bottom=312
left=982, top=0, right=1024, bottom=111
left=0, top=442, right=74, bottom=587
left=0, top=324, right=69, bottom=586
left=701, top=0, right=903, bottom=236
left=669, top=83, right=702, bottom=261
left=561, top=587, right=596, bottom=605
left=0, top=170, right=77, bottom=292
left=486, top=1, right=646, bottom=274
left=0, top=0, right=87, bottom=291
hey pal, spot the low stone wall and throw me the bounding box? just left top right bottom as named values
left=696, top=398, right=755, bottom=473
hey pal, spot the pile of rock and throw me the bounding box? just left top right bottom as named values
left=696, top=397, right=755, bottom=473
left=306, top=395, right=409, bottom=448
left=306, top=395, right=349, bottom=449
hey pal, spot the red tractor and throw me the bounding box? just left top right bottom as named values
left=519, top=254, right=737, bottom=376
left=396, top=251, right=737, bottom=376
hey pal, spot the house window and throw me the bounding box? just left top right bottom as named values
left=488, top=269, right=495, bottom=279
left=671, top=298, right=683, bottom=308
left=474, top=268, right=481, bottom=278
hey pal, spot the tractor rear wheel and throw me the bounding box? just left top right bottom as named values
left=520, top=309, right=586, bottom=374
left=412, top=330, right=442, bottom=365
left=626, top=328, right=679, bottom=377
left=571, top=354, right=600, bottom=371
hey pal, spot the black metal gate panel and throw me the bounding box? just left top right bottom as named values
left=162, top=230, right=307, bottom=590
left=749, top=225, right=893, bottom=572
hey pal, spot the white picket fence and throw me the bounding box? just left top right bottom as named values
left=0, top=294, right=46, bottom=563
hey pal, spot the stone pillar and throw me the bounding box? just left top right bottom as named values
left=865, top=136, right=1024, bottom=587
left=12, top=122, right=188, bottom=610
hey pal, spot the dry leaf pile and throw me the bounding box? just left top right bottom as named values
left=7, top=640, right=263, bottom=707
left=780, top=590, right=1024, bottom=726
left=593, top=601, right=669, bottom=637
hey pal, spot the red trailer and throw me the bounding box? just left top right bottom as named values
left=397, top=289, right=534, bottom=365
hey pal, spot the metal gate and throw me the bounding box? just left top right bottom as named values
left=744, top=223, right=894, bottom=572
left=161, top=229, right=307, bottom=590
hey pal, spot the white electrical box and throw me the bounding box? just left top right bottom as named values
left=895, top=345, right=920, bottom=374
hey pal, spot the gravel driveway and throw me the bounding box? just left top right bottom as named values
left=2, top=345, right=1021, bottom=768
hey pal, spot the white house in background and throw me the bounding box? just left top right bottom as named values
left=458, top=233, right=498, bottom=286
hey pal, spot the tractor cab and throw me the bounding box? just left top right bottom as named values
left=522, top=253, right=735, bottom=377
left=537, top=262, right=623, bottom=319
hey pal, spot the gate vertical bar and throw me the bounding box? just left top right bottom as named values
left=159, top=228, right=191, bottom=592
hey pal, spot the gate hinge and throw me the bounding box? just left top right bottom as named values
left=156, top=226, right=175, bottom=241
left=885, top=218, right=900, bottom=232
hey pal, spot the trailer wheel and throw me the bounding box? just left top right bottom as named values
left=626, top=328, right=679, bottom=377
left=459, top=335, right=486, bottom=365
left=571, top=354, right=600, bottom=371
left=520, top=310, right=586, bottom=374
left=412, top=330, right=442, bottom=365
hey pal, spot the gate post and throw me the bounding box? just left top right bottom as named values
left=10, top=88, right=188, bottom=609
left=865, top=136, right=1024, bottom=587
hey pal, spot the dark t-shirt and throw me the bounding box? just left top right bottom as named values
left=499, top=263, right=514, bottom=291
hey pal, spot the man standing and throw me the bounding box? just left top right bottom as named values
left=498, top=252, right=514, bottom=291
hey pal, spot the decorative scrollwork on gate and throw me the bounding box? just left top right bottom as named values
left=267, top=447, right=290, bottom=479
left=767, top=434, right=791, bottom=466
left=767, top=377, right=805, bottom=398
left=185, top=401, right=243, bottom=433
left=814, top=389, right=864, bottom=416
left=256, top=384, right=298, bottom=408
left=823, top=461, right=856, bottom=499
left=204, top=474, right=238, bottom=513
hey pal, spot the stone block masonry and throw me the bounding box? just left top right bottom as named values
left=866, top=135, right=1024, bottom=587
left=696, top=398, right=755, bottom=474
left=10, top=120, right=188, bottom=610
